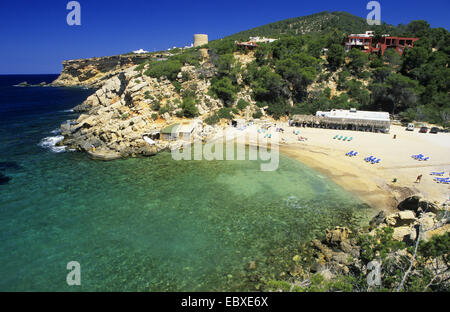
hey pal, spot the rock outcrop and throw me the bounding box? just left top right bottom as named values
left=57, top=61, right=232, bottom=159
left=51, top=54, right=151, bottom=88
left=291, top=196, right=449, bottom=290
left=370, top=195, right=448, bottom=242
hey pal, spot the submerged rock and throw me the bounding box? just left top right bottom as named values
left=369, top=211, right=386, bottom=228
left=0, top=161, right=22, bottom=170
left=0, top=172, right=11, bottom=185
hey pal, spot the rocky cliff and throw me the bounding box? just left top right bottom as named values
left=51, top=54, right=150, bottom=88
left=54, top=50, right=257, bottom=160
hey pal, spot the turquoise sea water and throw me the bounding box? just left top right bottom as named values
left=0, top=75, right=374, bottom=291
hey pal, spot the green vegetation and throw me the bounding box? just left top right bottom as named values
left=263, top=228, right=449, bottom=292
left=205, top=12, right=449, bottom=126
left=252, top=110, right=263, bottom=119
left=236, top=98, right=249, bottom=111
left=204, top=113, right=220, bottom=125
left=143, top=49, right=200, bottom=81
left=327, top=44, right=345, bottom=70
left=223, top=11, right=399, bottom=42
left=179, top=96, right=199, bottom=118
left=209, top=77, right=238, bottom=107
left=217, top=107, right=233, bottom=120
left=136, top=12, right=448, bottom=127
left=145, top=59, right=183, bottom=81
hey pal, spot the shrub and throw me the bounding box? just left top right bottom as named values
left=144, top=59, right=183, bottom=81
left=237, top=99, right=249, bottom=111
left=144, top=91, right=154, bottom=100
left=180, top=96, right=199, bottom=118
left=205, top=113, right=220, bottom=125
left=159, top=103, right=173, bottom=115
left=135, top=62, right=146, bottom=72
left=327, top=44, right=345, bottom=69
left=151, top=113, right=158, bottom=120
left=217, top=107, right=233, bottom=119
left=172, top=81, right=182, bottom=93
left=209, top=77, right=238, bottom=107
left=252, top=110, right=263, bottom=119
left=151, top=101, right=161, bottom=111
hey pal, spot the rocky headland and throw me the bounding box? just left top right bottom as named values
left=51, top=54, right=152, bottom=88
left=53, top=50, right=257, bottom=160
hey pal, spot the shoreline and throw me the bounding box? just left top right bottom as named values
left=243, top=123, right=450, bottom=213
left=279, top=144, right=407, bottom=213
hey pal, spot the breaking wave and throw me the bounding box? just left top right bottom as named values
left=38, top=135, right=66, bottom=153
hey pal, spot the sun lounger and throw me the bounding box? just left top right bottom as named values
left=430, top=172, right=445, bottom=176
left=352, top=152, right=358, bottom=157
left=365, top=156, right=375, bottom=162
left=346, top=151, right=354, bottom=156
left=419, top=157, right=430, bottom=161
left=338, top=136, right=343, bottom=140
left=372, top=159, right=381, bottom=164
left=333, top=135, right=338, bottom=139
left=347, top=137, right=353, bottom=142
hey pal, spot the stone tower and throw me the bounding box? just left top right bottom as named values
left=194, top=34, right=208, bottom=47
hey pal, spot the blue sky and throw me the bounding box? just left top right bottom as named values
left=1, top=0, right=449, bottom=74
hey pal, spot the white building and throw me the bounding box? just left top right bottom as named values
left=314, top=109, right=391, bottom=133
left=133, top=48, right=149, bottom=54
left=249, top=36, right=277, bottom=43
left=316, top=109, right=390, bottom=121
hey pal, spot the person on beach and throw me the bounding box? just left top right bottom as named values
left=415, top=174, right=423, bottom=183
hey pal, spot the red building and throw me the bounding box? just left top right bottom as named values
left=236, top=41, right=259, bottom=51
left=344, top=32, right=419, bottom=56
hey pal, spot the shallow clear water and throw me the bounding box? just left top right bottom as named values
left=0, top=75, right=374, bottom=291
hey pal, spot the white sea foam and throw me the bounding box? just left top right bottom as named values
left=38, top=135, right=66, bottom=153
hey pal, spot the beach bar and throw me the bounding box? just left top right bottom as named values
left=290, top=109, right=391, bottom=133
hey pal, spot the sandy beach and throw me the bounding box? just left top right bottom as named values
left=242, top=123, right=450, bottom=212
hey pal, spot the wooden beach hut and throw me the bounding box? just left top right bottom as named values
left=291, top=109, right=391, bottom=133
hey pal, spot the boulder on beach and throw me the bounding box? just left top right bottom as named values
left=398, top=195, right=441, bottom=214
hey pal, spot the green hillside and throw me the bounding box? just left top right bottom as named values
left=224, top=11, right=399, bottom=41
left=138, top=11, right=449, bottom=127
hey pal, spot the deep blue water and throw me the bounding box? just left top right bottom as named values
left=0, top=75, right=373, bottom=291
